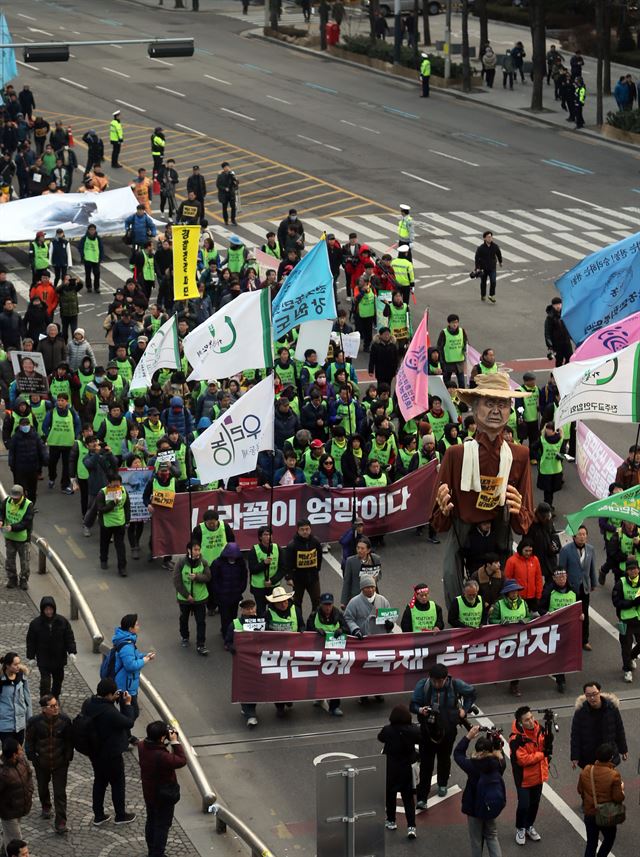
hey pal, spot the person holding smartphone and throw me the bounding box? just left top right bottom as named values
left=138, top=721, right=187, bottom=857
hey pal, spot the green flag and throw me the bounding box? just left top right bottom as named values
left=566, top=484, right=640, bottom=535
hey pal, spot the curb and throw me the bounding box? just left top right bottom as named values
left=246, top=29, right=639, bottom=152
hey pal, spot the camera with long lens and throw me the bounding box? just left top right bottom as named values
left=477, top=725, right=504, bottom=750
left=536, top=707, right=559, bottom=759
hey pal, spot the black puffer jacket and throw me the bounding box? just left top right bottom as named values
left=80, top=695, right=135, bottom=762
left=0, top=755, right=34, bottom=819
left=570, top=693, right=628, bottom=768
left=26, top=596, right=76, bottom=669
left=544, top=304, right=572, bottom=352
left=25, top=711, right=74, bottom=770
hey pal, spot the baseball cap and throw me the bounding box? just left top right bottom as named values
left=319, top=593, right=334, bottom=604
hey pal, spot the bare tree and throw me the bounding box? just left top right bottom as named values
left=413, top=0, right=420, bottom=67
left=595, top=0, right=604, bottom=125
left=369, top=0, right=379, bottom=43
left=320, top=0, right=329, bottom=50
left=462, top=0, right=471, bottom=93
left=421, top=3, right=432, bottom=46
left=529, top=0, right=546, bottom=112
left=603, top=0, right=611, bottom=94
left=475, top=0, right=489, bottom=55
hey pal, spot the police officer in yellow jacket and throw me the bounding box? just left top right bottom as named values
left=110, top=110, right=124, bottom=168
left=420, top=52, right=431, bottom=97
left=390, top=246, right=414, bottom=305
left=151, top=127, right=165, bottom=173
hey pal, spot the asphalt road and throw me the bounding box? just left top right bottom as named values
left=2, top=2, right=640, bottom=856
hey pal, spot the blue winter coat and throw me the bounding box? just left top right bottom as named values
left=0, top=670, right=33, bottom=733
left=111, top=627, right=147, bottom=696
left=161, top=397, right=194, bottom=438
left=124, top=211, right=157, bottom=245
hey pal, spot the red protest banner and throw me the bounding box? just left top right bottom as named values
left=151, top=462, right=437, bottom=556
left=231, top=604, right=583, bottom=703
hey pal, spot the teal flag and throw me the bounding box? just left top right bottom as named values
left=0, top=15, right=17, bottom=88
left=566, top=483, right=640, bottom=535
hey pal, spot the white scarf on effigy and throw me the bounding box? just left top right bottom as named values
left=460, top=439, right=513, bottom=505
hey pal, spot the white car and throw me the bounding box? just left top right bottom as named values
left=362, top=1, right=444, bottom=17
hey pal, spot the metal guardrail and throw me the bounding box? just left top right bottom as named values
left=0, top=481, right=276, bottom=856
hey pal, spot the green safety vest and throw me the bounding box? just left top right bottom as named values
left=78, top=369, right=94, bottom=399
left=264, top=241, right=281, bottom=259
left=442, top=435, right=462, bottom=450
left=199, top=521, right=227, bottom=565
left=251, top=543, right=280, bottom=589
left=48, top=409, right=75, bottom=447
left=148, top=315, right=163, bottom=335
left=369, top=439, right=393, bottom=467
left=110, top=119, right=123, bottom=142
left=618, top=530, right=640, bottom=570
left=398, top=215, right=413, bottom=239
left=93, top=401, right=110, bottom=431
left=549, top=588, right=577, bottom=611
left=3, top=497, right=31, bottom=542
left=227, top=246, right=245, bottom=274
left=151, top=134, right=164, bottom=156
left=144, top=420, right=164, bottom=452
left=429, top=361, right=442, bottom=375
left=31, top=242, right=50, bottom=269
left=410, top=601, right=437, bottom=631
left=479, top=362, right=498, bottom=375
left=232, top=618, right=244, bottom=631
left=429, top=410, right=450, bottom=442
left=443, top=327, right=465, bottom=364
left=519, top=386, right=539, bottom=422
left=275, top=361, right=297, bottom=386
left=116, top=359, right=133, bottom=383
left=605, top=518, right=621, bottom=542
left=495, top=597, right=527, bottom=623
left=104, top=417, right=128, bottom=451
left=418, top=449, right=439, bottom=467
left=390, top=258, right=413, bottom=286
left=539, top=434, right=563, bottom=476
left=388, top=303, right=409, bottom=340
left=101, top=485, right=127, bottom=527
left=142, top=253, right=155, bottom=281
left=302, top=449, right=322, bottom=482
left=620, top=576, right=640, bottom=621
left=577, top=86, right=586, bottom=105
left=363, top=473, right=387, bottom=487
left=328, top=438, right=348, bottom=471
left=83, top=237, right=100, bottom=264
left=397, top=447, right=415, bottom=471
left=456, top=595, right=483, bottom=628
left=8, top=411, right=34, bottom=436
left=75, top=439, right=90, bottom=480
left=302, top=363, right=323, bottom=384
left=267, top=605, right=298, bottom=632
left=31, top=400, right=48, bottom=436
left=336, top=401, right=357, bottom=434
left=507, top=408, right=518, bottom=438
left=314, top=611, right=341, bottom=636
left=420, top=57, right=431, bottom=76
left=106, top=374, right=124, bottom=397
left=49, top=378, right=71, bottom=400
left=176, top=561, right=208, bottom=603
left=201, top=247, right=218, bottom=268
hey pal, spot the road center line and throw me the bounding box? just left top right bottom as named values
left=221, top=107, right=256, bottom=121
left=149, top=57, right=174, bottom=66
left=115, top=99, right=146, bottom=112
left=400, top=170, right=450, bottom=191
left=17, top=13, right=37, bottom=20
left=16, top=61, right=40, bottom=71
left=155, top=85, right=186, bottom=97
left=267, top=95, right=292, bottom=104
left=28, top=26, right=53, bottom=36
left=305, top=82, right=338, bottom=94
left=551, top=190, right=600, bottom=207
left=204, top=73, right=231, bottom=86
left=324, top=552, right=343, bottom=579
left=59, top=77, right=88, bottom=90
left=102, top=66, right=130, bottom=78
left=298, top=134, right=323, bottom=145
left=429, top=149, right=479, bottom=167
left=176, top=123, right=205, bottom=136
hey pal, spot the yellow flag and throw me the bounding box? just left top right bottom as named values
left=173, top=225, right=200, bottom=300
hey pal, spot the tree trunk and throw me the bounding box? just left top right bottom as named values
left=422, top=5, right=431, bottom=46
left=369, top=0, right=378, bottom=43
left=529, top=0, right=546, bottom=112
left=320, top=0, right=329, bottom=50
left=462, top=0, right=471, bottom=93
left=603, top=0, right=611, bottom=94
left=475, top=0, right=489, bottom=54
left=595, top=0, right=604, bottom=126
left=174, top=0, right=185, bottom=7
left=413, top=0, right=420, bottom=68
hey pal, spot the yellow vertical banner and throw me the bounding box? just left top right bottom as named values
left=173, top=225, right=200, bottom=300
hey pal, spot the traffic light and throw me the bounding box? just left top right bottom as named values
left=23, top=45, right=70, bottom=63
left=148, top=40, right=194, bottom=58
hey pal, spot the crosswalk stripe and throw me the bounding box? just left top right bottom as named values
left=0, top=250, right=23, bottom=270
left=496, top=234, right=559, bottom=262
left=419, top=212, right=478, bottom=234
left=610, top=229, right=634, bottom=239
left=11, top=274, right=32, bottom=303
left=535, top=208, right=590, bottom=231
left=103, top=261, right=133, bottom=282
left=555, top=234, right=606, bottom=254
left=412, top=242, right=460, bottom=268
left=449, top=210, right=511, bottom=234
left=359, top=214, right=398, bottom=235
left=510, top=209, right=570, bottom=231
left=526, top=233, right=585, bottom=260
left=483, top=210, right=542, bottom=232
left=333, top=216, right=386, bottom=240
left=429, top=239, right=472, bottom=266
left=234, top=221, right=270, bottom=244
left=456, top=234, right=530, bottom=264
left=582, top=231, right=625, bottom=246
left=566, top=208, right=632, bottom=232
left=303, top=217, right=332, bottom=237
left=590, top=205, right=639, bottom=224
left=102, top=246, right=128, bottom=261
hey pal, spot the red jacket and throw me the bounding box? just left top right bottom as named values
left=504, top=552, right=543, bottom=600
left=30, top=281, right=59, bottom=317
left=509, top=719, right=549, bottom=788
left=138, top=739, right=187, bottom=807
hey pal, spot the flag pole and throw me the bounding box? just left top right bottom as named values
left=337, top=326, right=358, bottom=526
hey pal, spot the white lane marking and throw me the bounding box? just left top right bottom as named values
left=334, top=217, right=385, bottom=240
left=205, top=73, right=231, bottom=85
left=221, top=107, right=255, bottom=121
left=60, top=78, right=88, bottom=90
left=491, top=234, right=559, bottom=261
left=324, top=551, right=343, bottom=579
left=115, top=99, right=146, bottom=112
left=17, top=61, right=40, bottom=71
left=536, top=208, right=595, bottom=231
left=176, top=123, right=205, bottom=136
left=526, top=233, right=585, bottom=260
left=551, top=190, right=600, bottom=207
left=18, top=13, right=37, bottom=20
left=449, top=210, right=511, bottom=234
left=155, top=85, right=186, bottom=98
left=456, top=234, right=529, bottom=263
left=340, top=119, right=380, bottom=135
left=149, top=57, right=174, bottom=66
left=426, top=239, right=470, bottom=266
left=482, top=209, right=542, bottom=232
left=102, top=66, right=130, bottom=78
left=423, top=212, right=477, bottom=234
left=589, top=605, right=621, bottom=641
left=429, top=149, right=479, bottom=167
left=418, top=278, right=444, bottom=289
left=401, top=170, right=450, bottom=191
left=10, top=275, right=32, bottom=303
left=103, top=261, right=134, bottom=281
left=298, top=134, right=342, bottom=151
left=267, top=95, right=291, bottom=104
left=513, top=209, right=571, bottom=231
left=566, top=207, right=632, bottom=231
left=109, top=44, right=123, bottom=49
left=28, top=26, right=53, bottom=35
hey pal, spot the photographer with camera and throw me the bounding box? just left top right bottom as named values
left=138, top=721, right=187, bottom=857
left=410, top=663, right=476, bottom=808
left=509, top=706, right=549, bottom=846
left=454, top=724, right=506, bottom=857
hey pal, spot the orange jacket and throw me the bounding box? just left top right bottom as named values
left=509, top=719, right=549, bottom=788
left=504, top=553, right=543, bottom=600
left=29, top=281, right=59, bottom=317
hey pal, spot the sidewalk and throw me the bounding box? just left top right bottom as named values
left=0, top=584, right=202, bottom=857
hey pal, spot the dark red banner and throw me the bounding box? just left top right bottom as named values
left=231, top=604, right=583, bottom=703
left=151, top=463, right=437, bottom=556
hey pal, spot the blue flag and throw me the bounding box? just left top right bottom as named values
left=555, top=231, right=640, bottom=345
left=272, top=240, right=336, bottom=338
left=0, top=15, right=17, bottom=88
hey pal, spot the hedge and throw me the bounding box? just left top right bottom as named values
left=341, top=35, right=464, bottom=77
left=607, top=108, right=640, bottom=133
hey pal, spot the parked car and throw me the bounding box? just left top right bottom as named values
left=362, top=1, right=443, bottom=17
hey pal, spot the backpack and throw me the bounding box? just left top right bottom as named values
left=474, top=768, right=506, bottom=820
left=72, top=705, right=101, bottom=756
left=99, top=638, right=132, bottom=681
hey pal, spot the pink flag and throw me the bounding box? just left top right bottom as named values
left=395, top=312, right=430, bottom=421
left=571, top=311, right=640, bottom=362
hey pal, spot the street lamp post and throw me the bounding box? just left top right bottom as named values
left=393, top=0, right=402, bottom=65
left=444, top=0, right=452, bottom=79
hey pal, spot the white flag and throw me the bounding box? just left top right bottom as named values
left=130, top=316, right=179, bottom=390
left=183, top=290, right=273, bottom=381
left=190, top=376, right=274, bottom=483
